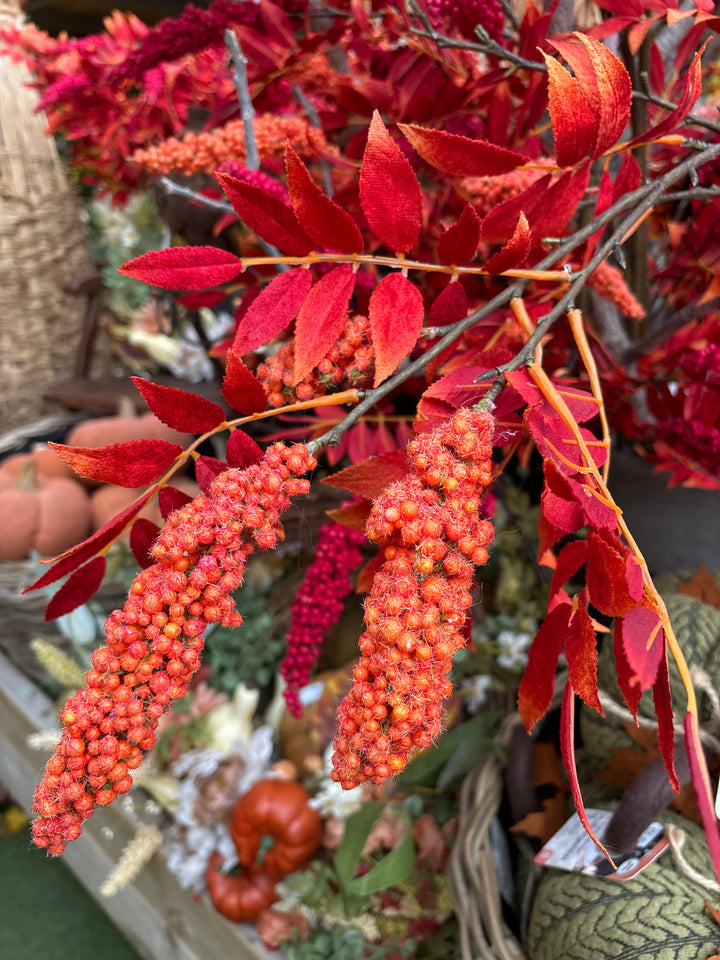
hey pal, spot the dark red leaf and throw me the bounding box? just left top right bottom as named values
left=24, top=489, right=156, bottom=593
left=631, top=42, right=706, bottom=146
left=369, top=273, right=424, bottom=386
left=130, top=377, right=226, bottom=434
left=294, top=264, right=356, bottom=384
left=532, top=165, right=591, bottom=241
left=195, top=455, right=229, bottom=494
left=429, top=282, right=468, bottom=327
left=566, top=592, right=603, bottom=713
left=435, top=205, right=481, bottom=266
left=44, top=556, right=107, bottom=620
left=560, top=684, right=614, bottom=863
left=322, top=450, right=410, bottom=500
left=233, top=268, right=313, bottom=355
left=618, top=606, right=664, bottom=689
left=481, top=175, right=552, bottom=244
left=216, top=171, right=313, bottom=255
left=49, top=439, right=182, bottom=488
left=586, top=530, right=640, bottom=617
left=226, top=429, right=264, bottom=468
left=518, top=603, right=571, bottom=732
left=118, top=246, right=243, bottom=291
left=549, top=540, right=588, bottom=601
left=158, top=485, right=194, bottom=519
left=541, top=470, right=584, bottom=535
left=484, top=213, right=531, bottom=274
left=177, top=290, right=227, bottom=309
left=222, top=349, right=269, bottom=415
left=683, top=712, right=720, bottom=883
left=129, top=518, right=160, bottom=569
left=360, top=112, right=422, bottom=254
left=326, top=499, right=371, bottom=532
left=653, top=652, right=678, bottom=792
left=285, top=144, right=363, bottom=254
left=613, top=619, right=643, bottom=721
left=347, top=421, right=376, bottom=465
left=398, top=123, right=527, bottom=177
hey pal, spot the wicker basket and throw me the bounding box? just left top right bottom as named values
left=0, top=0, right=95, bottom=432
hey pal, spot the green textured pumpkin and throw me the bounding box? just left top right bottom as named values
left=529, top=813, right=718, bottom=960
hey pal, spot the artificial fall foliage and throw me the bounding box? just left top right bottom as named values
left=6, top=0, right=720, bottom=886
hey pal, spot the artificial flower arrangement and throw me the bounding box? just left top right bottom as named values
left=4, top=0, right=720, bottom=956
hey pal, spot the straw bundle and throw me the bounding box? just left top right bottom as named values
left=0, top=0, right=94, bottom=431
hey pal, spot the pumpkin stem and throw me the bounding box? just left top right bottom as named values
left=256, top=834, right=275, bottom=866
left=13, top=459, right=38, bottom=492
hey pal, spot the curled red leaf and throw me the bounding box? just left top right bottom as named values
left=518, top=603, right=571, bottom=732
left=129, top=518, right=160, bottom=569
left=436, top=204, right=481, bottom=266
left=44, top=556, right=108, bottom=621
left=222, top=349, right=268, bottom=415
left=483, top=212, right=531, bottom=274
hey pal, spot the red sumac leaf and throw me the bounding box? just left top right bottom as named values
left=631, top=42, right=706, bottom=145
left=326, top=499, right=371, bottom=532
left=222, top=349, right=268, bottom=415
left=233, top=267, right=312, bottom=355
left=294, top=264, right=356, bottom=384
left=129, top=518, right=160, bottom=569
left=481, top=174, right=552, bottom=244
left=484, top=212, right=531, bottom=274
left=195, top=455, right=228, bottom=494
left=399, top=123, right=527, bottom=177
left=49, top=439, right=182, bottom=487
left=518, top=603, right=571, bottom=732
left=24, top=489, right=156, bottom=593
left=429, top=281, right=468, bottom=327
left=44, top=556, right=107, bottom=621
left=532, top=165, right=591, bottom=241
left=566, top=592, right=603, bottom=713
left=586, top=530, right=639, bottom=617
left=436, top=205, right=481, bottom=266
left=619, top=606, right=664, bottom=689
left=541, top=466, right=584, bottom=535
left=549, top=540, right=588, bottom=602
left=226, top=429, right=264, bottom=468
left=560, top=684, right=614, bottom=863
left=216, top=171, right=313, bottom=255
left=545, top=34, right=631, bottom=165
left=118, top=246, right=243, bottom=290
left=130, top=377, right=226, bottom=434
left=285, top=144, right=363, bottom=253
left=612, top=619, right=642, bottom=720
left=369, top=273, right=424, bottom=387
left=360, top=112, right=422, bottom=254
left=653, top=652, right=678, bottom=792
left=683, top=711, right=720, bottom=883
left=158, top=485, right=194, bottom=519
left=322, top=450, right=410, bottom=499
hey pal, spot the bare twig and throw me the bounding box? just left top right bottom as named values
left=224, top=28, right=259, bottom=171
left=293, top=85, right=335, bottom=197
left=159, top=177, right=234, bottom=215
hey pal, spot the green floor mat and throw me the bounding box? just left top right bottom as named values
left=0, top=828, right=143, bottom=960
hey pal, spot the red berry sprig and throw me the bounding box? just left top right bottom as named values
left=32, top=443, right=317, bottom=856
left=281, top=517, right=365, bottom=717
left=331, top=407, right=495, bottom=788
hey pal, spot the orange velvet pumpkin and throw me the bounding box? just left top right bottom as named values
left=0, top=461, right=91, bottom=560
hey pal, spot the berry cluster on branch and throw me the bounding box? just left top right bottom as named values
left=331, top=407, right=495, bottom=788
left=32, top=443, right=317, bottom=855
left=424, top=0, right=505, bottom=40
left=281, top=517, right=365, bottom=717
left=257, top=315, right=375, bottom=408
left=132, top=115, right=333, bottom=177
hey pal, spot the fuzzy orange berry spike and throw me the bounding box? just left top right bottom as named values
left=257, top=314, right=374, bottom=409
left=31, top=443, right=317, bottom=856
left=331, top=407, right=495, bottom=788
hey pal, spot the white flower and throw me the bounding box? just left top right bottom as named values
left=462, top=674, right=493, bottom=712
left=496, top=630, right=532, bottom=671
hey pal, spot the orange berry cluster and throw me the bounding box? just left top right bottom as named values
left=32, top=443, right=317, bottom=856
left=132, top=114, right=333, bottom=177
left=331, top=407, right=495, bottom=788
left=462, top=168, right=549, bottom=218
left=257, top=314, right=375, bottom=409
left=587, top=259, right=646, bottom=320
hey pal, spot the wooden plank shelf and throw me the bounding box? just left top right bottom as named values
left=0, top=648, right=274, bottom=960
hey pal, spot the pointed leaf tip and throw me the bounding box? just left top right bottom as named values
left=44, top=556, right=107, bottom=620
left=130, top=377, right=226, bottom=434
left=360, top=112, right=422, bottom=255
left=216, top=171, right=313, bottom=256
left=399, top=123, right=528, bottom=178
left=222, top=349, right=268, bottom=415
left=118, top=246, right=243, bottom=290
left=285, top=144, right=363, bottom=254
left=49, top=439, right=183, bottom=487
